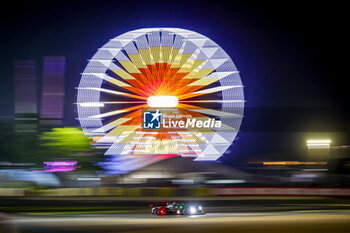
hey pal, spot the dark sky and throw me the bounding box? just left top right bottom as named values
left=0, top=0, right=348, bottom=164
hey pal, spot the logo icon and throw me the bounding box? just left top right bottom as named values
left=143, top=110, right=161, bottom=129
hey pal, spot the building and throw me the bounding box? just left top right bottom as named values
left=115, top=157, right=251, bottom=186
left=13, top=60, right=38, bottom=133
left=40, top=56, right=66, bottom=126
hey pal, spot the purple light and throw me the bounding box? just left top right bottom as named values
left=33, top=160, right=79, bottom=172
left=44, top=161, right=77, bottom=166
left=40, top=56, right=65, bottom=125
left=35, top=167, right=76, bottom=172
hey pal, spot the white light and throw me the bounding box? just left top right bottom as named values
left=171, top=179, right=194, bottom=184
left=307, top=145, right=330, bottom=149
left=77, top=177, right=101, bottom=181
left=79, top=102, right=104, bottom=107
left=307, top=139, right=331, bottom=149
left=307, top=143, right=330, bottom=146
left=198, top=206, right=202, bottom=210
left=190, top=207, right=196, bottom=214
left=306, top=140, right=331, bottom=144
left=205, top=179, right=246, bottom=184
left=147, top=96, right=178, bottom=107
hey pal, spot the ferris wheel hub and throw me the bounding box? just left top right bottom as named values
left=147, top=96, right=179, bottom=108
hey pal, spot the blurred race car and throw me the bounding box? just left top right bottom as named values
left=150, top=201, right=204, bottom=215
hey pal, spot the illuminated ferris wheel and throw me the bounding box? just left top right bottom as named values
left=77, top=28, right=244, bottom=173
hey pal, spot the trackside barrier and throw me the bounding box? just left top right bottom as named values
left=157, top=188, right=174, bottom=197
left=2, top=187, right=350, bottom=197
left=194, top=187, right=211, bottom=196
left=213, top=187, right=350, bottom=197
left=0, top=188, right=27, bottom=196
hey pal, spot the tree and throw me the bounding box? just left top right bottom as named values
left=39, top=127, right=101, bottom=170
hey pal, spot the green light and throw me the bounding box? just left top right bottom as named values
left=179, top=205, right=183, bottom=209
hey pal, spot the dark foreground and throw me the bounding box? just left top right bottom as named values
left=2, top=197, right=350, bottom=233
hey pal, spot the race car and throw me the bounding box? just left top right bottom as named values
left=150, top=202, right=205, bottom=215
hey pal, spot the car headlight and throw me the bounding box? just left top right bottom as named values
left=198, top=206, right=202, bottom=210
left=190, top=206, right=196, bottom=214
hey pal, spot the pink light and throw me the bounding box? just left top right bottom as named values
left=44, top=161, right=77, bottom=166
left=33, top=167, right=76, bottom=172
left=33, top=160, right=79, bottom=172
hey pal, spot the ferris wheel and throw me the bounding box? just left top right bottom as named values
left=77, top=28, right=244, bottom=173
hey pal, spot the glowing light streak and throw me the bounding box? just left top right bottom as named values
left=147, top=96, right=179, bottom=107
left=79, top=102, right=105, bottom=107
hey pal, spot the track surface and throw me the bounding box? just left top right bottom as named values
left=2, top=211, right=350, bottom=233
left=2, top=198, right=350, bottom=233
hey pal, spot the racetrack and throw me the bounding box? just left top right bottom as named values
left=2, top=198, right=350, bottom=233
left=4, top=211, right=350, bottom=233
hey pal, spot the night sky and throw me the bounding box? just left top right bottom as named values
left=0, top=1, right=348, bottom=164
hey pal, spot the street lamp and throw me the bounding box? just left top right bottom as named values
left=307, top=139, right=332, bottom=149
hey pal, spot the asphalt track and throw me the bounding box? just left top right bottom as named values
left=2, top=198, right=350, bottom=233
left=3, top=211, right=350, bottom=233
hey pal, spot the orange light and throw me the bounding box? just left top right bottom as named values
left=263, top=161, right=327, bottom=166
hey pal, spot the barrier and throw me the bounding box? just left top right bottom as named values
left=0, top=188, right=27, bottom=196
left=2, top=187, right=350, bottom=197
left=213, top=187, right=350, bottom=197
